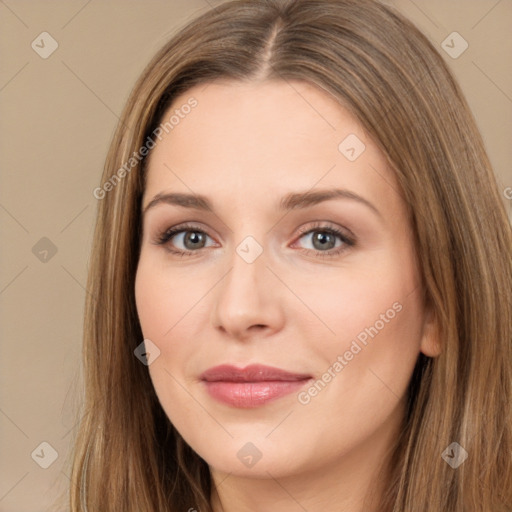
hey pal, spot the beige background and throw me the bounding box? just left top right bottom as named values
left=1, top=1, right=511, bottom=511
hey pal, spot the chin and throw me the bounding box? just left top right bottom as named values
left=189, top=435, right=310, bottom=478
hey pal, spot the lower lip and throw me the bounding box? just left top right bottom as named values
left=203, top=380, right=311, bottom=408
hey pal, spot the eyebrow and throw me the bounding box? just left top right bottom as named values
left=142, top=188, right=381, bottom=218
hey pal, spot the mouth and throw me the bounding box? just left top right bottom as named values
left=200, top=364, right=313, bottom=408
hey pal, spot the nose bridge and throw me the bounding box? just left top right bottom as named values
left=211, top=232, right=284, bottom=337
left=221, top=237, right=268, bottom=309
left=223, top=221, right=269, bottom=290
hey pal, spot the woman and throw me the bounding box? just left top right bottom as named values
left=66, top=0, right=512, bottom=510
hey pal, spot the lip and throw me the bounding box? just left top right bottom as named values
left=200, top=364, right=312, bottom=408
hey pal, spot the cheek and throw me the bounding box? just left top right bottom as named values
left=289, top=272, right=423, bottom=464
left=301, top=248, right=425, bottom=399
left=134, top=259, right=198, bottom=387
left=134, top=257, right=203, bottom=339
left=293, top=257, right=423, bottom=356
left=134, top=259, right=203, bottom=423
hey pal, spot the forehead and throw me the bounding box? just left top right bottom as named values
left=149, top=79, right=362, bottom=165
left=142, top=79, right=402, bottom=216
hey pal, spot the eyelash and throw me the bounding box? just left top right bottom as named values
left=152, top=221, right=355, bottom=259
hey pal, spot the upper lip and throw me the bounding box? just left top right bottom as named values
left=200, top=364, right=312, bottom=382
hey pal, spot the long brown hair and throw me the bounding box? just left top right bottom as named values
left=61, top=0, right=512, bottom=510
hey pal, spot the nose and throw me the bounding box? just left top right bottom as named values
left=210, top=241, right=285, bottom=341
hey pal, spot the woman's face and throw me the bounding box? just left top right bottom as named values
left=135, top=79, right=439, bottom=481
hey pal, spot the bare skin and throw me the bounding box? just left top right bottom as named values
left=135, top=79, right=440, bottom=512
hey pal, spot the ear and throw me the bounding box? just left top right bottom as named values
left=419, top=305, right=442, bottom=358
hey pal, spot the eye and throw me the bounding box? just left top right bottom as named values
left=292, top=222, right=355, bottom=259
left=152, top=223, right=216, bottom=256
